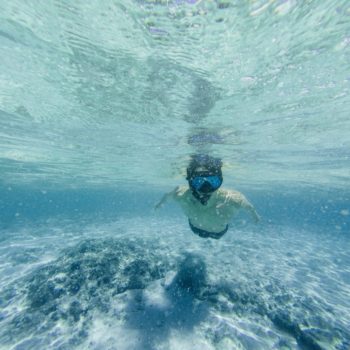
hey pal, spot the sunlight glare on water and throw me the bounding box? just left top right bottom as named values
left=0, top=0, right=349, bottom=190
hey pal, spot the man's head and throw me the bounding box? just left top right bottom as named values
left=186, top=154, right=223, bottom=204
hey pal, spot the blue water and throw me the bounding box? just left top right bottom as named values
left=1, top=1, right=350, bottom=349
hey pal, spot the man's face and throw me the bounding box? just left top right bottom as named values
left=189, top=167, right=222, bottom=194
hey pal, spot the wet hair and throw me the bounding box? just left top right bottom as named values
left=186, top=154, right=223, bottom=180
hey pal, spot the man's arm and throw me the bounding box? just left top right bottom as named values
left=229, top=191, right=260, bottom=223
left=154, top=186, right=179, bottom=210
left=241, top=198, right=260, bottom=223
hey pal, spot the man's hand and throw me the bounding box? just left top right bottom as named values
left=154, top=187, right=178, bottom=212
left=253, top=212, right=261, bottom=224
left=154, top=202, right=163, bottom=211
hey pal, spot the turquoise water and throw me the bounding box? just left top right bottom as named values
left=0, top=1, right=349, bottom=349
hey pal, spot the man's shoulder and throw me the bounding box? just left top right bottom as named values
left=173, top=185, right=190, bottom=198
left=218, top=188, right=245, bottom=203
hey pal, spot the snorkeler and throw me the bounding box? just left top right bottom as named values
left=155, top=154, right=260, bottom=239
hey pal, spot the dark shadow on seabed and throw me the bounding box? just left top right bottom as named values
left=1, top=230, right=349, bottom=350
left=0, top=238, right=211, bottom=350
left=0, top=238, right=174, bottom=349
left=123, top=254, right=210, bottom=350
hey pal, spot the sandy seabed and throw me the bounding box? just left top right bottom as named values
left=0, top=216, right=349, bottom=350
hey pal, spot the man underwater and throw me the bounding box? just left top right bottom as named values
left=155, top=154, right=260, bottom=239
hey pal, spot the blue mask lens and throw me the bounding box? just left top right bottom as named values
left=190, top=175, right=222, bottom=191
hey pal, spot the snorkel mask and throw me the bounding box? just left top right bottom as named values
left=189, top=173, right=222, bottom=193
